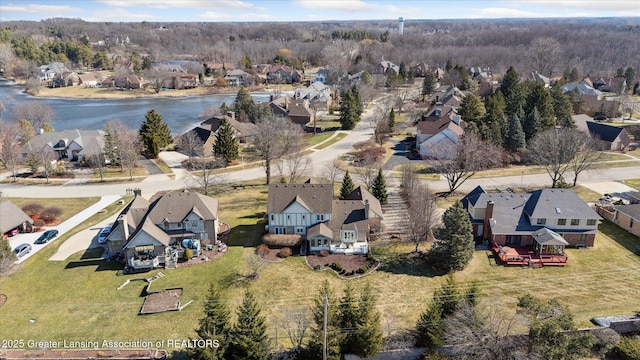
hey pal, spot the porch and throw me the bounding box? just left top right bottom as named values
left=491, top=244, right=568, bottom=267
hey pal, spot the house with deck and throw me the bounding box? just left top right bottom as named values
left=105, top=189, right=221, bottom=270
left=461, top=187, right=601, bottom=266
left=265, top=182, right=382, bottom=254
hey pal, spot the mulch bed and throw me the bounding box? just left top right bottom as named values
left=306, top=253, right=379, bottom=278
left=176, top=247, right=226, bottom=268
left=257, top=246, right=300, bottom=262
left=140, top=288, right=183, bottom=314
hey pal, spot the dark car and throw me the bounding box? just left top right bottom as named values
left=35, top=229, right=59, bottom=244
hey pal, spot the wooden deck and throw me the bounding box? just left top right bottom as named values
left=492, top=244, right=567, bottom=267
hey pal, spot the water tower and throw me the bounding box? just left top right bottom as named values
left=398, top=17, right=404, bottom=35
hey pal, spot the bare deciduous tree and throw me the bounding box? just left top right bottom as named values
left=117, top=126, right=142, bottom=181
left=245, top=253, right=269, bottom=279
left=0, top=121, right=24, bottom=182
left=13, top=102, right=55, bottom=133
left=569, top=133, right=605, bottom=187
left=177, top=130, right=204, bottom=162
left=320, top=158, right=344, bottom=196
left=527, top=127, right=582, bottom=188
left=143, top=68, right=167, bottom=93
left=529, top=37, right=561, bottom=77
left=374, top=119, right=392, bottom=145
left=88, top=143, right=107, bottom=182
left=254, top=114, right=305, bottom=184
left=405, top=183, right=439, bottom=252
left=429, top=132, right=503, bottom=195
left=356, top=151, right=381, bottom=190
left=189, top=159, right=225, bottom=195
left=281, top=307, right=312, bottom=351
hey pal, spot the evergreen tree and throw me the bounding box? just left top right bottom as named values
left=339, top=90, right=358, bottom=130
left=220, top=102, right=231, bottom=115
left=429, top=201, right=474, bottom=271
left=505, top=115, right=526, bottom=152
left=213, top=118, right=239, bottom=163
left=350, top=84, right=363, bottom=117
left=551, top=85, right=574, bottom=127
left=399, top=62, right=408, bottom=82
left=458, top=94, right=486, bottom=128
left=524, top=81, right=555, bottom=129
left=416, top=273, right=464, bottom=348
left=523, top=107, right=542, bottom=142
left=388, top=108, right=396, bottom=129
left=233, top=87, right=257, bottom=123
left=226, top=291, right=270, bottom=360
left=501, top=67, right=524, bottom=118
left=422, top=72, right=436, bottom=97
left=353, top=283, right=383, bottom=357
left=139, top=109, right=173, bottom=158
left=371, top=169, right=388, bottom=205
left=339, top=282, right=360, bottom=353
left=308, top=280, right=343, bottom=360
left=625, top=67, right=635, bottom=92
left=339, top=170, right=355, bottom=199
left=189, top=283, right=231, bottom=359
left=103, top=122, right=119, bottom=165
left=483, top=93, right=506, bottom=145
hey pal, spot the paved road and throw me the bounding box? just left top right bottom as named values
left=9, top=195, right=121, bottom=263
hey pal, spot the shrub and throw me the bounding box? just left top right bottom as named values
left=357, top=265, right=369, bottom=274
left=366, top=252, right=376, bottom=261
left=183, top=248, right=193, bottom=261
left=33, top=219, right=45, bottom=228
left=277, top=247, right=292, bottom=258
left=611, top=336, right=640, bottom=360
left=331, top=262, right=343, bottom=272
left=40, top=206, right=63, bottom=222
left=318, top=250, right=329, bottom=257
left=22, top=203, right=44, bottom=216
left=313, top=264, right=322, bottom=271
left=256, top=244, right=271, bottom=256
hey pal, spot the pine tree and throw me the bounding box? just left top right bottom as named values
left=483, top=93, right=506, bottom=145
left=339, top=282, right=360, bottom=354
left=350, top=84, right=363, bottom=117
left=524, top=81, right=555, bottom=129
left=339, top=170, right=355, bottom=199
left=523, top=107, right=542, bottom=142
left=625, top=67, right=635, bottom=92
left=233, top=87, right=257, bottom=123
left=429, top=201, right=474, bottom=271
left=422, top=72, right=436, bottom=96
left=458, top=94, right=486, bottom=128
left=353, top=283, right=383, bottom=357
left=308, top=280, right=343, bottom=360
left=189, top=283, right=231, bottom=359
left=213, top=118, right=239, bottom=163
left=551, top=85, right=574, bottom=127
left=388, top=108, right=396, bottom=129
left=226, top=291, right=270, bottom=360
left=139, top=109, right=173, bottom=158
left=103, top=122, right=119, bottom=165
left=371, top=169, right=388, bottom=205
left=339, top=89, right=358, bottom=130
left=505, top=115, right=526, bottom=152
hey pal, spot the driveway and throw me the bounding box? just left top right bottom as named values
left=580, top=181, right=637, bottom=198
left=9, top=195, right=122, bottom=264
left=49, top=214, right=119, bottom=261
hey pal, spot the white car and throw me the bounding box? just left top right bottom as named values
left=97, top=225, right=111, bottom=244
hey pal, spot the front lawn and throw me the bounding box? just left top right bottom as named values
left=2, top=183, right=639, bottom=349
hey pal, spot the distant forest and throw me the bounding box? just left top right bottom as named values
left=1, top=17, right=639, bottom=79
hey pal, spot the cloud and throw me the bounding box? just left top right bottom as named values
left=0, top=3, right=82, bottom=14
left=512, top=0, right=640, bottom=11
left=89, top=7, right=159, bottom=21
left=382, top=4, right=424, bottom=16
left=471, top=7, right=548, bottom=18
left=98, top=0, right=261, bottom=10
left=297, top=0, right=373, bottom=12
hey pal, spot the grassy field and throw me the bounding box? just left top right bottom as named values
left=2, top=183, right=639, bottom=349
left=91, top=166, right=147, bottom=179
left=623, top=179, right=640, bottom=189
left=307, top=131, right=336, bottom=147
left=8, top=197, right=101, bottom=223
left=314, top=133, right=348, bottom=150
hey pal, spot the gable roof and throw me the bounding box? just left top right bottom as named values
left=562, top=81, right=602, bottom=96
left=23, top=129, right=105, bottom=155
left=328, top=200, right=369, bottom=233
left=613, top=204, right=640, bottom=221
left=523, top=189, right=600, bottom=220
left=147, top=190, right=218, bottom=224
left=343, top=186, right=383, bottom=219
left=585, top=121, right=625, bottom=143
left=198, top=115, right=259, bottom=139
left=461, top=185, right=487, bottom=209
left=532, top=228, right=569, bottom=246
left=267, top=183, right=333, bottom=214
left=0, top=200, right=33, bottom=234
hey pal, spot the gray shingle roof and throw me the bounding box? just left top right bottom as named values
left=613, top=204, right=640, bottom=221
left=329, top=200, right=369, bottom=236
left=524, top=189, right=600, bottom=220
left=267, top=183, right=333, bottom=214
left=343, top=186, right=383, bottom=219
left=0, top=200, right=33, bottom=234
left=532, top=227, right=569, bottom=246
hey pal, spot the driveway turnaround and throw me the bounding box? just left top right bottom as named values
left=9, top=195, right=122, bottom=264
left=49, top=214, right=119, bottom=261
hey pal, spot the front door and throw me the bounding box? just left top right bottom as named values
left=506, top=235, right=521, bottom=245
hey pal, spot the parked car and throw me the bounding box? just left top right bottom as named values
left=35, top=229, right=59, bottom=244
left=97, top=225, right=111, bottom=244
left=6, top=228, right=20, bottom=237
left=13, top=243, right=32, bottom=258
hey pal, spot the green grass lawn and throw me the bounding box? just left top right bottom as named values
left=91, top=166, right=147, bottom=179
left=8, top=197, right=101, bottom=223
left=314, top=133, right=348, bottom=150
left=307, top=131, right=336, bottom=147
left=623, top=179, right=640, bottom=189
left=151, top=159, right=173, bottom=174
left=2, top=183, right=639, bottom=349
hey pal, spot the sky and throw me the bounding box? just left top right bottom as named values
left=1, top=0, right=639, bottom=22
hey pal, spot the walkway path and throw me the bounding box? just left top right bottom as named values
left=378, top=186, right=410, bottom=244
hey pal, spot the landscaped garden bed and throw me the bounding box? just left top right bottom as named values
left=306, top=252, right=379, bottom=278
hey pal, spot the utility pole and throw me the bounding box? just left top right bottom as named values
left=323, top=294, right=328, bottom=360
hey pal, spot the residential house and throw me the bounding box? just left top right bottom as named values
left=0, top=200, right=33, bottom=237
left=51, top=71, right=80, bottom=87
left=78, top=72, right=104, bottom=88
left=315, top=69, right=329, bottom=83
left=434, top=67, right=446, bottom=80
left=414, top=62, right=430, bottom=77
left=596, top=204, right=640, bottom=237
left=627, top=191, right=640, bottom=204
left=531, top=72, right=551, bottom=88
left=38, top=62, right=69, bottom=82
left=267, top=64, right=303, bottom=84
left=294, top=81, right=334, bottom=110
left=190, top=112, right=259, bottom=156
left=101, top=74, right=146, bottom=89
left=22, top=129, right=105, bottom=162
left=592, top=77, right=627, bottom=95
left=574, top=114, right=631, bottom=151
left=165, top=73, right=199, bottom=89
left=427, top=84, right=463, bottom=104
left=461, top=186, right=601, bottom=248
left=562, top=81, right=602, bottom=97
left=563, top=80, right=620, bottom=117
left=269, top=96, right=315, bottom=127
left=374, top=60, right=399, bottom=75
left=105, top=189, right=221, bottom=270
left=224, top=69, right=249, bottom=87
left=468, top=66, right=492, bottom=81
left=266, top=182, right=382, bottom=254
left=416, top=111, right=464, bottom=159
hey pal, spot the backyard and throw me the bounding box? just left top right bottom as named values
left=1, top=182, right=639, bottom=350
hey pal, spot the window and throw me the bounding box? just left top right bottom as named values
left=270, top=215, right=274, bottom=221
left=571, top=219, right=580, bottom=226
left=537, top=218, right=546, bottom=225
left=557, top=219, right=566, bottom=226
left=302, top=215, right=305, bottom=220
left=287, top=215, right=291, bottom=220
left=631, top=218, right=634, bottom=228
left=578, top=234, right=587, bottom=242
left=295, top=227, right=305, bottom=234
left=587, top=219, right=596, bottom=226
left=317, top=214, right=324, bottom=221
left=191, top=220, right=199, bottom=227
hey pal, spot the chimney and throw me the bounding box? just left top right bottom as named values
left=118, top=214, right=129, bottom=240
left=364, top=199, right=370, bottom=220
left=133, top=188, right=142, bottom=197
left=227, top=111, right=235, bottom=121
left=483, top=200, right=494, bottom=240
